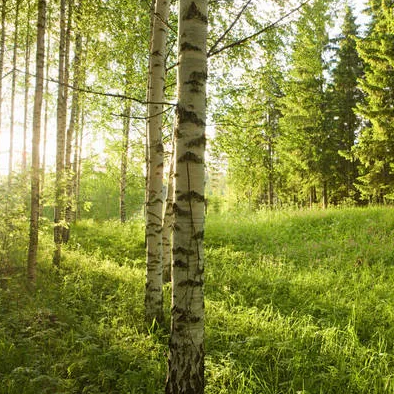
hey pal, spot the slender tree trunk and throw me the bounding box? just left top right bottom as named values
left=162, top=137, right=174, bottom=283
left=8, top=0, right=20, bottom=187
left=75, top=108, right=84, bottom=220
left=322, top=180, right=328, bottom=209
left=268, top=137, right=274, bottom=207
left=0, top=0, right=6, bottom=141
left=63, top=1, right=81, bottom=242
left=120, top=100, right=131, bottom=223
left=27, top=0, right=46, bottom=283
left=145, top=0, right=170, bottom=325
left=22, top=0, right=32, bottom=173
left=40, top=22, right=51, bottom=214
left=53, top=0, right=68, bottom=266
left=165, top=0, right=208, bottom=392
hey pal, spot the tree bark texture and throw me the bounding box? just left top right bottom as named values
left=40, top=22, right=51, bottom=214
left=145, top=0, right=170, bottom=325
left=22, top=0, right=32, bottom=173
left=120, top=100, right=131, bottom=223
left=53, top=0, right=69, bottom=266
left=0, top=0, right=6, bottom=143
left=27, top=0, right=46, bottom=283
left=162, top=140, right=174, bottom=283
left=64, top=4, right=82, bottom=242
left=8, top=0, right=20, bottom=186
left=165, top=0, right=208, bottom=392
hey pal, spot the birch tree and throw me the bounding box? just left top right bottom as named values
left=8, top=0, right=20, bottom=186
left=145, top=0, right=171, bottom=324
left=166, top=0, right=208, bottom=391
left=0, top=0, right=6, bottom=142
left=53, top=0, right=69, bottom=265
left=27, top=0, right=46, bottom=283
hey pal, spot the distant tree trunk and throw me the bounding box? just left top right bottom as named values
left=64, top=1, right=81, bottom=243
left=71, top=102, right=80, bottom=222
left=268, top=137, right=274, bottom=207
left=75, top=108, right=84, bottom=221
left=162, top=138, right=174, bottom=283
left=40, top=22, right=51, bottom=213
left=0, top=0, right=6, bottom=141
left=8, top=0, right=20, bottom=186
left=27, top=0, right=46, bottom=283
left=165, top=0, right=208, bottom=392
left=322, top=180, right=328, bottom=209
left=53, top=0, right=69, bottom=266
left=145, top=0, right=170, bottom=325
left=120, top=99, right=131, bottom=223
left=22, top=0, right=32, bottom=173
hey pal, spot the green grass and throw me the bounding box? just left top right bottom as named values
left=1, top=207, right=394, bottom=393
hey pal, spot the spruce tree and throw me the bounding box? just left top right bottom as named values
left=355, top=0, right=394, bottom=202
left=329, top=5, right=364, bottom=203
left=280, top=0, right=332, bottom=207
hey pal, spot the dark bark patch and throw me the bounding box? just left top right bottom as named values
left=185, top=79, right=203, bottom=93
left=192, top=230, right=204, bottom=240
left=183, top=1, right=208, bottom=23
left=185, top=135, right=206, bottom=148
left=178, top=151, right=203, bottom=164
left=178, top=106, right=205, bottom=126
left=179, top=279, right=203, bottom=287
left=152, top=50, right=161, bottom=57
left=181, top=42, right=201, bottom=52
left=178, top=190, right=205, bottom=202
left=173, top=246, right=194, bottom=255
left=173, top=203, right=190, bottom=217
left=190, top=70, right=207, bottom=81
left=174, top=259, right=189, bottom=268
left=156, top=143, right=164, bottom=153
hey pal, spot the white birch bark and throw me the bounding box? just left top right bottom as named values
left=145, top=0, right=170, bottom=324
left=166, top=0, right=208, bottom=392
left=53, top=0, right=69, bottom=266
left=27, top=0, right=46, bottom=282
left=162, top=138, right=174, bottom=283
left=0, top=0, right=6, bottom=141
left=8, top=0, right=20, bottom=186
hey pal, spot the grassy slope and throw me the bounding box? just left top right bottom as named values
left=1, top=207, right=394, bottom=393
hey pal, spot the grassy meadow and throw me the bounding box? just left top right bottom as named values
left=1, top=206, right=394, bottom=393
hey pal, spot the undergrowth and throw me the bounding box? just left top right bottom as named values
left=1, top=207, right=394, bottom=393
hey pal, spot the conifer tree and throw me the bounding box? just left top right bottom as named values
left=355, top=0, right=394, bottom=202
left=329, top=4, right=364, bottom=203
left=280, top=0, right=331, bottom=207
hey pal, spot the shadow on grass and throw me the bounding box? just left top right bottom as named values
left=0, top=248, right=168, bottom=394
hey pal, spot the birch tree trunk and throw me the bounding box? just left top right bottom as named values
left=8, top=0, right=20, bottom=186
left=145, top=0, right=170, bottom=325
left=41, top=22, right=51, bottom=213
left=120, top=99, right=131, bottom=223
left=27, top=0, right=46, bottom=283
left=165, top=0, right=208, bottom=392
left=64, top=1, right=81, bottom=242
left=53, top=0, right=69, bottom=266
left=0, top=0, right=6, bottom=141
left=22, top=0, right=32, bottom=173
left=162, top=139, right=174, bottom=283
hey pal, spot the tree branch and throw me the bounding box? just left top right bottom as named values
left=208, top=0, right=311, bottom=58
left=208, top=0, right=253, bottom=57
left=15, top=68, right=177, bottom=106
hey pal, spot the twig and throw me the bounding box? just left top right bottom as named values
left=208, top=0, right=254, bottom=56
left=208, top=0, right=311, bottom=58
left=14, top=68, right=177, bottom=106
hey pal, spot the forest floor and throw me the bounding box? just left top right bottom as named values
left=1, top=206, right=394, bottom=393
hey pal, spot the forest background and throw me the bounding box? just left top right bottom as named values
left=1, top=0, right=394, bottom=392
